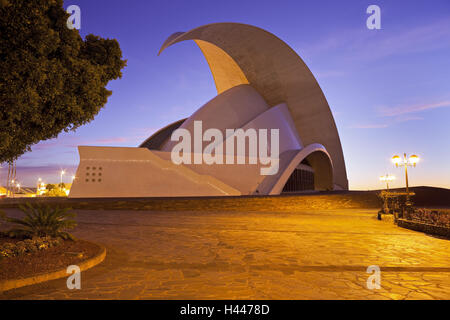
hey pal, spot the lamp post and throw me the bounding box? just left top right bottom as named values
left=60, top=170, right=65, bottom=190
left=379, top=174, right=395, bottom=215
left=379, top=174, right=395, bottom=191
left=37, top=178, right=42, bottom=195
left=392, top=153, right=419, bottom=205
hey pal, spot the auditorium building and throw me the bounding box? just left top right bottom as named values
left=69, top=23, right=348, bottom=198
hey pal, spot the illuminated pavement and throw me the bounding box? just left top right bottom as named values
left=1, top=208, right=449, bottom=300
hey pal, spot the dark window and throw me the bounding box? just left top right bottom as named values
left=282, top=168, right=314, bottom=193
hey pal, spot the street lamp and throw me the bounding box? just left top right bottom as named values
left=379, top=174, right=395, bottom=191
left=392, top=153, right=419, bottom=204
left=61, top=170, right=66, bottom=185
left=59, top=170, right=66, bottom=192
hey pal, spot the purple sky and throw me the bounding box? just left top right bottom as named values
left=2, top=0, right=450, bottom=190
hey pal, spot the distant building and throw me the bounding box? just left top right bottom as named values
left=0, top=187, right=7, bottom=198
left=70, top=23, right=348, bottom=198
left=1, top=186, right=36, bottom=198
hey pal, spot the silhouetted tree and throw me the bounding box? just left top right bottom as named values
left=0, top=0, right=126, bottom=163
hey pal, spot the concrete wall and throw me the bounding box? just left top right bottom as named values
left=69, top=147, right=241, bottom=198
left=69, top=142, right=333, bottom=198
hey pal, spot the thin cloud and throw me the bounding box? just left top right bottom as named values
left=3, top=164, right=78, bottom=186
left=357, top=19, right=450, bottom=61
left=94, top=137, right=129, bottom=144
left=379, top=100, right=450, bottom=117
left=14, top=164, right=77, bottom=172
left=31, top=140, right=66, bottom=151
left=350, top=113, right=424, bottom=129
left=350, top=123, right=388, bottom=129
left=393, top=115, right=424, bottom=122
left=31, top=135, right=134, bottom=151
left=300, top=18, right=450, bottom=62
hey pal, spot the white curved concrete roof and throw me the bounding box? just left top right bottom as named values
left=161, top=84, right=269, bottom=152
left=158, top=22, right=348, bottom=190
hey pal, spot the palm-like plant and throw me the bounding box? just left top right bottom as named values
left=6, top=203, right=77, bottom=240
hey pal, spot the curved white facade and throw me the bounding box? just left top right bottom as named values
left=69, top=23, right=347, bottom=198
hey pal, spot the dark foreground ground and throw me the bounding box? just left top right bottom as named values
left=0, top=188, right=449, bottom=300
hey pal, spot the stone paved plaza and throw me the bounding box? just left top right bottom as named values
left=1, top=207, right=449, bottom=300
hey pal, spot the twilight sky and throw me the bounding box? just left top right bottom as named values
left=3, top=0, right=450, bottom=190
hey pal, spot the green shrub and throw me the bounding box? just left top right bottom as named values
left=45, top=184, right=56, bottom=191
left=23, top=239, right=39, bottom=252
left=46, top=188, right=68, bottom=197
left=0, top=236, right=63, bottom=258
left=410, top=209, right=450, bottom=227
left=5, top=203, right=77, bottom=240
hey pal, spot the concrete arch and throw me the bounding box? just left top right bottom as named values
left=158, top=23, right=348, bottom=190
left=267, top=144, right=334, bottom=195
left=195, top=40, right=249, bottom=94
left=304, top=150, right=334, bottom=191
